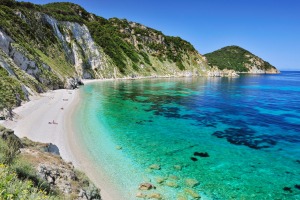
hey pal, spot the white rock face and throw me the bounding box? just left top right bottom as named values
left=63, top=22, right=103, bottom=70
left=42, top=14, right=75, bottom=65
left=43, top=14, right=105, bottom=78
left=0, top=30, right=40, bottom=77
left=0, top=53, right=15, bottom=76
left=0, top=30, right=13, bottom=54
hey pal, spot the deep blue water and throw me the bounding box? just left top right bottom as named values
left=76, top=71, right=300, bottom=200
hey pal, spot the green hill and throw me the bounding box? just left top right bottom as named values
left=0, top=0, right=210, bottom=112
left=204, top=45, right=279, bottom=73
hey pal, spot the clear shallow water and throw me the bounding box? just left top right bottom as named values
left=75, top=72, right=300, bottom=200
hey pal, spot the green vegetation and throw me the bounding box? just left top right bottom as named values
left=86, top=19, right=141, bottom=73
left=204, top=45, right=275, bottom=72
left=42, top=2, right=90, bottom=23
left=0, top=125, right=59, bottom=199
left=0, top=67, right=25, bottom=111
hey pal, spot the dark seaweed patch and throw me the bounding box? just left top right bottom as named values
left=295, top=184, right=300, bottom=190
left=194, top=152, right=209, bottom=157
left=136, top=120, right=154, bottom=125
left=190, top=157, right=198, bottom=161
left=283, top=187, right=293, bottom=193
left=212, top=128, right=277, bottom=149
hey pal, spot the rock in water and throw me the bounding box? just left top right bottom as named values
left=155, top=176, right=166, bottom=184
left=115, top=146, right=122, bottom=150
left=174, top=165, right=182, bottom=171
left=136, top=192, right=147, bottom=198
left=185, top=178, right=199, bottom=187
left=147, top=193, right=162, bottom=199
left=184, top=188, right=201, bottom=199
left=165, top=181, right=178, bottom=188
left=149, top=164, right=161, bottom=170
left=139, top=183, right=154, bottom=190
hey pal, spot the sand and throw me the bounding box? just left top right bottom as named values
left=2, top=88, right=115, bottom=200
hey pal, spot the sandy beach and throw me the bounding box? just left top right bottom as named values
left=2, top=87, right=115, bottom=200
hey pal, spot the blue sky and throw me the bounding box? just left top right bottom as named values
left=24, top=0, right=300, bottom=70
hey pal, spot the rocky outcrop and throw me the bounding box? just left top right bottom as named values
left=42, top=14, right=108, bottom=79
left=207, top=66, right=239, bottom=77
left=37, top=163, right=101, bottom=200
left=0, top=29, right=64, bottom=91
left=0, top=127, right=102, bottom=200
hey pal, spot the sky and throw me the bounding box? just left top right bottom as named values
left=23, top=0, right=300, bottom=70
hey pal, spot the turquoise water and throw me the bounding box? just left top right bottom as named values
left=75, top=72, right=300, bottom=200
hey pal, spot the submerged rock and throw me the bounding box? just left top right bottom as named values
left=115, top=146, right=122, bottom=150
left=136, top=192, right=147, bottom=198
left=149, top=164, right=161, bottom=170
left=174, top=165, right=182, bottom=171
left=184, top=188, right=201, bottom=199
left=147, top=193, right=162, bottom=199
left=177, top=193, right=188, bottom=200
left=169, top=175, right=179, bottom=180
left=155, top=176, right=166, bottom=184
left=139, top=183, right=155, bottom=190
left=165, top=181, right=178, bottom=188
left=185, top=178, right=199, bottom=188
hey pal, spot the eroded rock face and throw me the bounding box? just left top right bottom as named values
left=65, top=77, right=84, bottom=89
left=42, top=14, right=106, bottom=78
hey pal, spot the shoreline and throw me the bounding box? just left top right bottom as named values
left=1, top=88, right=116, bottom=200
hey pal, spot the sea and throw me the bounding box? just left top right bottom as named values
left=74, top=71, right=300, bottom=200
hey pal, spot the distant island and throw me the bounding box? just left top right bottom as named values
left=204, top=45, right=279, bottom=74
